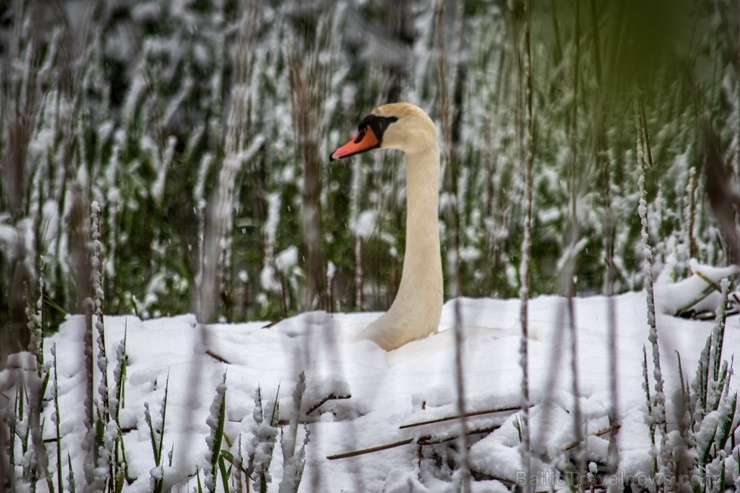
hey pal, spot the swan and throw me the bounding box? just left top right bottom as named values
left=330, top=102, right=443, bottom=350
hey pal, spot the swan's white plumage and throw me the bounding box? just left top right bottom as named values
left=352, top=103, right=443, bottom=350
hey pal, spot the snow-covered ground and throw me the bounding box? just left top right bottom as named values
left=11, top=288, right=740, bottom=492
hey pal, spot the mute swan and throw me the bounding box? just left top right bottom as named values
left=330, top=102, right=443, bottom=350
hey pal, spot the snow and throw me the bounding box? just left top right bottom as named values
left=654, top=260, right=739, bottom=315
left=275, top=246, right=299, bottom=274
left=5, top=290, right=739, bottom=491
left=350, top=210, right=378, bottom=238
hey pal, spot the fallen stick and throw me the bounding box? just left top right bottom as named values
left=399, top=404, right=523, bottom=429
left=327, top=423, right=502, bottom=460
left=277, top=393, right=353, bottom=426
left=305, top=393, right=351, bottom=415
left=560, top=427, right=612, bottom=452
left=327, top=438, right=413, bottom=460
left=416, top=424, right=501, bottom=446
left=205, top=349, right=230, bottom=364
left=693, top=269, right=724, bottom=293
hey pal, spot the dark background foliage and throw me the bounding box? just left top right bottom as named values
left=1, top=0, right=738, bottom=351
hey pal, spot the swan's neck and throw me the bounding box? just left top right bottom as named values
left=357, top=141, right=443, bottom=351
left=397, top=146, right=442, bottom=296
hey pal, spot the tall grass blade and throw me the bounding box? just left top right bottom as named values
left=52, top=344, right=63, bottom=493
left=67, top=452, right=76, bottom=493
left=219, top=455, right=231, bottom=493
left=641, top=345, right=657, bottom=477
left=249, top=385, right=279, bottom=493
left=157, top=372, right=170, bottom=465
left=714, top=392, right=737, bottom=454
left=279, top=372, right=308, bottom=493
left=205, top=372, right=227, bottom=493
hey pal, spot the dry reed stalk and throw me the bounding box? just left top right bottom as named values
left=635, top=90, right=669, bottom=489
left=435, top=2, right=471, bottom=491
left=518, top=0, right=535, bottom=490
left=399, top=404, right=523, bottom=429
left=585, top=0, right=621, bottom=471
left=327, top=422, right=503, bottom=462
left=565, top=1, right=586, bottom=487
left=289, top=51, right=328, bottom=312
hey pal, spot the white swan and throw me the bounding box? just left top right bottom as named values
left=331, top=102, right=443, bottom=350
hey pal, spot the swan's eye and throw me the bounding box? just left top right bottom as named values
left=374, top=116, right=398, bottom=134
left=354, top=126, right=367, bottom=144
left=358, top=115, right=398, bottom=142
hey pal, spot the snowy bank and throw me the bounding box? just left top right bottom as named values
left=4, top=292, right=738, bottom=492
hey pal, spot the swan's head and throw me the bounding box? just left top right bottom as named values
left=330, top=102, right=437, bottom=161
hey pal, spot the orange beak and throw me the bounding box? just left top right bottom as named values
left=330, top=125, right=380, bottom=161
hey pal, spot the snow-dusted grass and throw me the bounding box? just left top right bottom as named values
left=2, top=288, right=739, bottom=492
left=2, top=0, right=736, bottom=331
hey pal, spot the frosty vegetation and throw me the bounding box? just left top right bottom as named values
left=1, top=0, right=738, bottom=330
left=1, top=0, right=740, bottom=491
